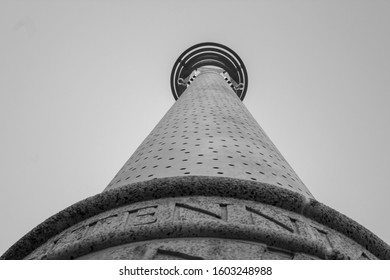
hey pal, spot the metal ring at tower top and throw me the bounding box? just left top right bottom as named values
left=170, top=42, right=248, bottom=101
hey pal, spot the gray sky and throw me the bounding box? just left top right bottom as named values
left=1, top=0, right=389, bottom=255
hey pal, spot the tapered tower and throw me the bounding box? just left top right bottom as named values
left=2, top=43, right=389, bottom=260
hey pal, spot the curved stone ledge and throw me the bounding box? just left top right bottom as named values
left=43, top=222, right=328, bottom=260
left=24, top=196, right=370, bottom=260
left=2, top=176, right=389, bottom=259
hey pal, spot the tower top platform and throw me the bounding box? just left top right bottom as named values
left=170, top=42, right=248, bottom=100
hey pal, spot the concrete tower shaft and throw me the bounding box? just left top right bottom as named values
left=106, top=68, right=312, bottom=198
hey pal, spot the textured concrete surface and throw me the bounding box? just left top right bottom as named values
left=105, top=71, right=312, bottom=198
left=2, top=176, right=389, bottom=259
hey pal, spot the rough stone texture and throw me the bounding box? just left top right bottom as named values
left=21, top=196, right=377, bottom=260
left=2, top=175, right=389, bottom=259
left=2, top=176, right=307, bottom=260
left=303, top=199, right=390, bottom=259
left=77, top=238, right=321, bottom=260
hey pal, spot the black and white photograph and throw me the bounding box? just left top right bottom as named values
left=0, top=0, right=389, bottom=277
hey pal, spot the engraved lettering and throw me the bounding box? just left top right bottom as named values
left=51, top=225, right=89, bottom=251
left=99, top=214, right=118, bottom=223
left=219, top=204, right=228, bottom=221
left=126, top=206, right=158, bottom=226
left=84, top=221, right=98, bottom=237
left=246, top=206, right=294, bottom=233
left=289, top=217, right=300, bottom=235
left=173, top=203, right=222, bottom=221
left=121, top=211, right=130, bottom=231
left=311, top=226, right=333, bottom=249
left=68, top=226, right=88, bottom=240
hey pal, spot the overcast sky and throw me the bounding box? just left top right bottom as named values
left=1, top=0, right=389, bottom=256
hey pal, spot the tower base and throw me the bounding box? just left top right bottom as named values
left=2, top=177, right=389, bottom=260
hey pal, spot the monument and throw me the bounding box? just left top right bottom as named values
left=2, top=43, right=389, bottom=259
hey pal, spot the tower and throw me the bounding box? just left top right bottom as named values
left=2, top=43, right=389, bottom=260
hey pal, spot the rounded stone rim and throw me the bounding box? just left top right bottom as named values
left=1, top=176, right=389, bottom=259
